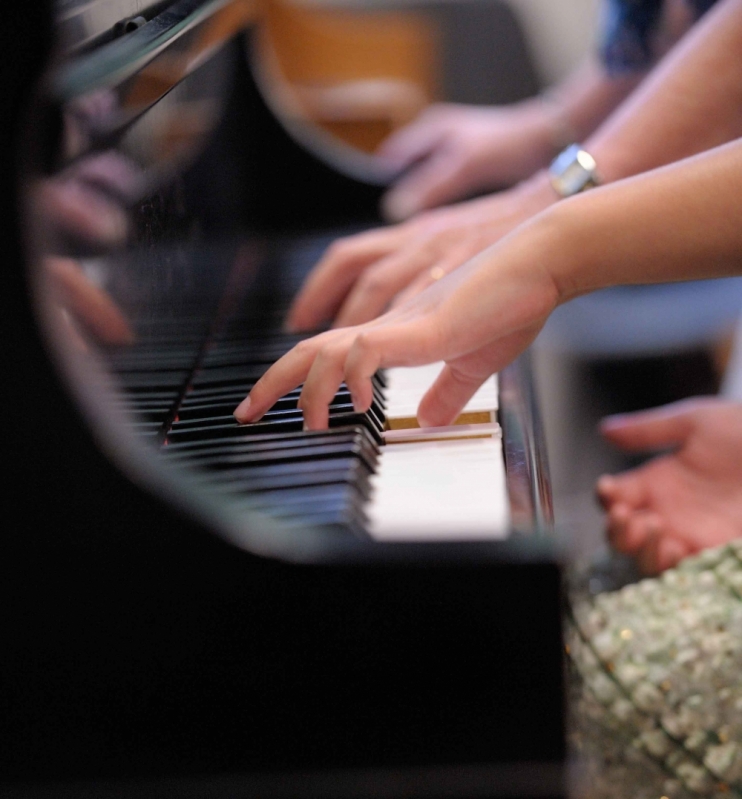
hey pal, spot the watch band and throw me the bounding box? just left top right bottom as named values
left=549, top=144, right=602, bottom=198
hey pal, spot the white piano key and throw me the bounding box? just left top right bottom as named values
left=367, top=362, right=508, bottom=540
left=383, top=363, right=498, bottom=424
left=368, top=434, right=510, bottom=540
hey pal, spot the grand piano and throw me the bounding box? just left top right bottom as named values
left=1, top=1, right=565, bottom=795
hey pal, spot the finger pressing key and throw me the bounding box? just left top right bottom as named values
left=233, top=336, right=327, bottom=424
left=299, top=339, right=350, bottom=430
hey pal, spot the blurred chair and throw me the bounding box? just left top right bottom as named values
left=255, top=0, right=440, bottom=153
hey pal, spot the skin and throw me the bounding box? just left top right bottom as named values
left=33, top=149, right=139, bottom=348
left=285, top=0, right=742, bottom=333
left=235, top=137, right=742, bottom=431
left=45, top=257, right=134, bottom=348
left=597, top=399, right=742, bottom=575
left=377, top=60, right=642, bottom=222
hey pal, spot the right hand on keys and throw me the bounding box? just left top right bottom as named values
left=237, top=212, right=561, bottom=430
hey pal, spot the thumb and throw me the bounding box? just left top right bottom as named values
left=600, top=401, right=698, bottom=451
left=416, top=362, right=486, bottom=428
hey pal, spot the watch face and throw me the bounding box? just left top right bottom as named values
left=550, top=145, right=598, bottom=196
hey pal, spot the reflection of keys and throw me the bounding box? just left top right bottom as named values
left=368, top=363, right=509, bottom=541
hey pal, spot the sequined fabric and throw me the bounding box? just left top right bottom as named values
left=568, top=543, right=742, bottom=798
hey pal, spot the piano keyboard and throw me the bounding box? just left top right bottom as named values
left=108, top=330, right=510, bottom=541
left=369, top=364, right=508, bottom=540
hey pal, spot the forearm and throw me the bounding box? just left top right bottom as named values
left=544, top=138, right=742, bottom=301
left=544, top=58, right=643, bottom=146
left=587, top=0, right=742, bottom=182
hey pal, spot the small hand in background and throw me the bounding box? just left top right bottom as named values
left=597, top=398, right=742, bottom=575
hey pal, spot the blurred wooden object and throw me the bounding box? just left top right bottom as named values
left=254, top=0, right=439, bottom=153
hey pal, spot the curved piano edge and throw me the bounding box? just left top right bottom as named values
left=499, top=351, right=555, bottom=539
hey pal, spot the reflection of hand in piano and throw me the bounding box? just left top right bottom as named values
left=45, top=256, right=134, bottom=349
left=236, top=225, right=559, bottom=431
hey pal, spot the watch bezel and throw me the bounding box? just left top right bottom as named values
left=549, top=144, right=601, bottom=197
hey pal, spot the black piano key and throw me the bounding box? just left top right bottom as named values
left=232, top=485, right=370, bottom=524
left=162, top=425, right=375, bottom=452
left=270, top=513, right=371, bottom=541
left=256, top=495, right=367, bottom=520
left=109, top=318, right=390, bottom=538
left=107, top=350, right=202, bottom=372
left=175, top=392, right=352, bottom=422
left=116, top=371, right=191, bottom=391
left=172, top=396, right=385, bottom=431
left=166, top=407, right=384, bottom=445
left=163, top=429, right=378, bottom=467
left=189, top=371, right=387, bottom=403
left=195, top=457, right=372, bottom=498
left=165, top=441, right=377, bottom=473
left=179, top=380, right=386, bottom=409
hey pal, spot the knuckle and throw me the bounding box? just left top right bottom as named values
left=293, top=338, right=315, bottom=359
left=447, top=364, right=480, bottom=390
left=358, top=268, right=391, bottom=297
left=353, top=330, right=373, bottom=353
left=325, top=238, right=353, bottom=261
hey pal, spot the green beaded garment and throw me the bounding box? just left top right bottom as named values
left=568, top=542, right=742, bottom=799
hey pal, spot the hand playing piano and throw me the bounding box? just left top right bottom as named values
left=237, top=219, right=559, bottom=430
left=285, top=174, right=556, bottom=332
left=597, top=398, right=742, bottom=575
left=375, top=101, right=562, bottom=222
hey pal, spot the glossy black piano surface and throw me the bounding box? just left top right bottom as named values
left=0, top=1, right=564, bottom=796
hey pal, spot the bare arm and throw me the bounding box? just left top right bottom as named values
left=586, top=0, right=742, bottom=181
left=238, top=137, right=742, bottom=429
left=378, top=59, right=641, bottom=221
left=287, top=0, right=742, bottom=334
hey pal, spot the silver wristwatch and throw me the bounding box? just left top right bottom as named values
left=549, top=144, right=602, bottom=198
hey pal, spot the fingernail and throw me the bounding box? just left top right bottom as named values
left=416, top=412, right=432, bottom=429
left=596, top=474, right=615, bottom=495
left=234, top=395, right=251, bottom=422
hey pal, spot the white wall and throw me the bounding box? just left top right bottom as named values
left=301, top=0, right=601, bottom=85
left=504, top=0, right=600, bottom=84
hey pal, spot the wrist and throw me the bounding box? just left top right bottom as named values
left=504, top=97, right=577, bottom=176
left=539, top=90, right=580, bottom=156
left=527, top=197, right=593, bottom=306
left=513, top=170, right=561, bottom=215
